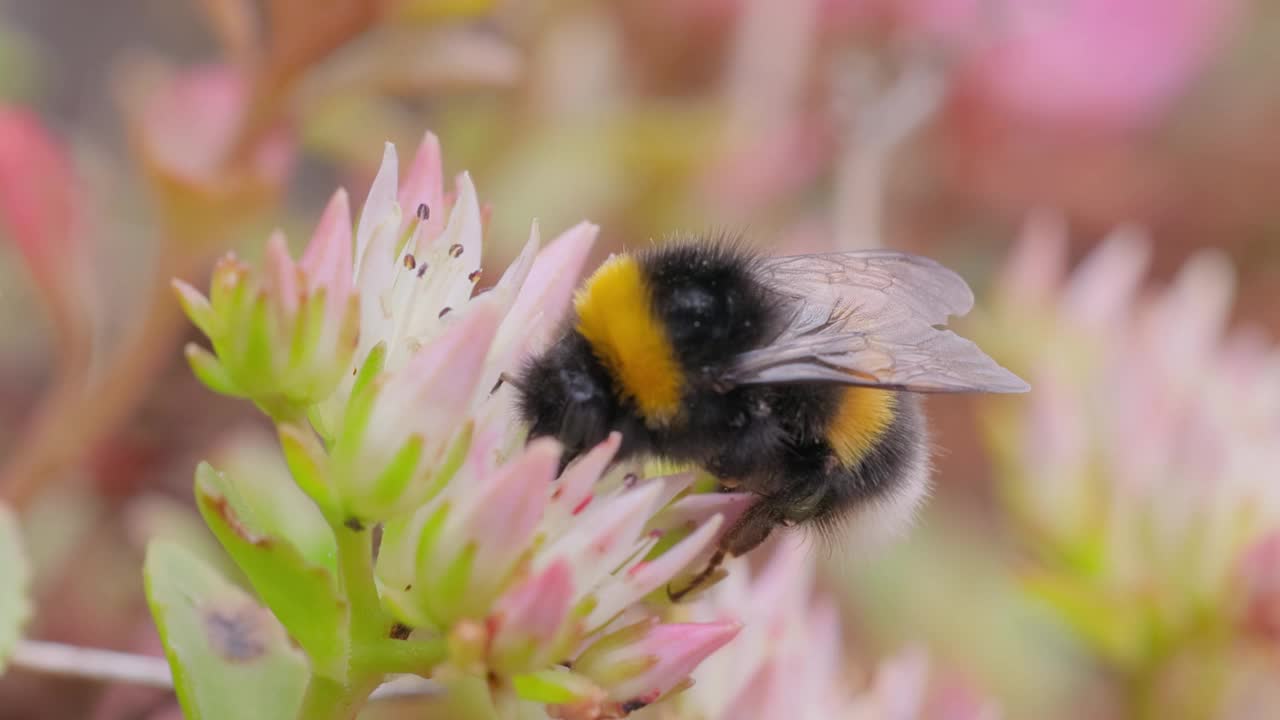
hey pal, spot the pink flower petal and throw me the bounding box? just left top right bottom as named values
left=369, top=296, right=504, bottom=459
left=399, top=131, right=446, bottom=243
left=464, top=438, right=559, bottom=572
left=489, top=221, right=541, bottom=310
left=541, top=481, right=664, bottom=593
left=650, top=492, right=755, bottom=537
left=546, top=433, right=622, bottom=530
left=1060, top=226, right=1150, bottom=333
left=1141, top=248, right=1235, bottom=382
left=588, top=513, right=725, bottom=627
left=491, top=559, right=576, bottom=649
left=354, top=142, right=400, bottom=278
left=300, top=188, right=354, bottom=300
left=263, top=231, right=299, bottom=317
left=501, top=221, right=599, bottom=357
left=598, top=621, right=741, bottom=703
left=999, top=209, right=1068, bottom=308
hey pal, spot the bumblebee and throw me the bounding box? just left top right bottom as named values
left=512, top=237, right=1028, bottom=598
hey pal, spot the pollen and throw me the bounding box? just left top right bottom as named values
left=574, top=255, right=685, bottom=425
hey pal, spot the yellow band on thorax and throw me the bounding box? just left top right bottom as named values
left=574, top=255, right=685, bottom=425
left=826, top=387, right=897, bottom=466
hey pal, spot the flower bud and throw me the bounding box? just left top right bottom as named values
left=375, top=434, right=557, bottom=625
left=327, top=296, right=503, bottom=524
left=174, top=190, right=358, bottom=421
left=573, top=619, right=741, bottom=711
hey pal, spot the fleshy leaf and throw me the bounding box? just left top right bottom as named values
left=184, top=343, right=244, bottom=397
left=143, top=541, right=308, bottom=720
left=194, top=463, right=350, bottom=681
left=278, top=423, right=338, bottom=516
left=0, top=503, right=30, bottom=670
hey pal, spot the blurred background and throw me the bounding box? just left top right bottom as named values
left=1, top=0, right=1279, bottom=718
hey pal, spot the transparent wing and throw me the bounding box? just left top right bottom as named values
left=723, top=251, right=1029, bottom=393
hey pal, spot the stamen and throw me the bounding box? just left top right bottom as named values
left=438, top=306, right=452, bottom=318
left=416, top=263, right=428, bottom=278
left=468, top=269, right=482, bottom=282
left=403, top=253, right=417, bottom=270
left=416, top=203, right=430, bottom=221
left=448, top=243, right=464, bottom=258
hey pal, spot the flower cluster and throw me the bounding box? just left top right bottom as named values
left=665, top=537, right=1000, bottom=720
left=978, top=213, right=1280, bottom=710
left=171, top=133, right=746, bottom=717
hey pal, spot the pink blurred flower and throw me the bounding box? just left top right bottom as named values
left=0, top=107, right=88, bottom=336
left=130, top=63, right=295, bottom=242
left=923, top=0, right=1245, bottom=130
left=984, top=214, right=1280, bottom=665
left=674, top=538, right=999, bottom=720
left=138, top=65, right=290, bottom=185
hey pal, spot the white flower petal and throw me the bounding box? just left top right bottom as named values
left=354, top=143, right=400, bottom=278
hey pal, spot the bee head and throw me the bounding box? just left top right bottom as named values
left=513, top=337, right=618, bottom=471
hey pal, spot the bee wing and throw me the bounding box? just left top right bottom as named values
left=723, top=251, right=1030, bottom=393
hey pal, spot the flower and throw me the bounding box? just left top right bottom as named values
left=669, top=537, right=1000, bottom=720
left=173, top=189, right=359, bottom=421
left=310, top=131, right=597, bottom=439
left=376, top=429, right=744, bottom=695
left=912, top=0, right=1245, bottom=130
left=569, top=618, right=741, bottom=714
left=981, top=214, right=1280, bottom=671
left=180, top=131, right=601, bottom=521
left=128, top=63, right=295, bottom=245
left=308, top=132, right=599, bottom=520
left=176, top=132, right=748, bottom=717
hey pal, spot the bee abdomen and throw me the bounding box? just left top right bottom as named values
left=813, top=394, right=930, bottom=539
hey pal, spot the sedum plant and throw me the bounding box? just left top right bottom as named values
left=159, top=132, right=746, bottom=720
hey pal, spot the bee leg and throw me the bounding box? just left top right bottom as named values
left=666, top=500, right=781, bottom=602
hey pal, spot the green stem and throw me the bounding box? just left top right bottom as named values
left=333, top=523, right=387, bottom=640
left=297, top=674, right=379, bottom=720
left=354, top=637, right=449, bottom=676
left=293, top=523, right=397, bottom=720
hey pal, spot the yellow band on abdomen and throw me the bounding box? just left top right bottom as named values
left=574, top=255, right=685, bottom=425
left=826, top=387, right=897, bottom=466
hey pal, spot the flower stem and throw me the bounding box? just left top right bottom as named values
left=354, top=637, right=449, bottom=676
left=297, top=674, right=378, bottom=720
left=333, top=523, right=387, bottom=641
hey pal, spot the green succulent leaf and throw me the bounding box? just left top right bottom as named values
left=143, top=541, right=308, bottom=720
left=1022, top=571, right=1149, bottom=668
left=195, top=463, right=351, bottom=681
left=279, top=423, right=338, bottom=516
left=184, top=344, right=244, bottom=397
left=0, top=503, right=31, bottom=670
